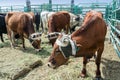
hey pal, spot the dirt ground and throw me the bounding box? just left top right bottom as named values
left=0, top=28, right=120, bottom=80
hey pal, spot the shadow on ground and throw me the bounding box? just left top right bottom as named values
left=101, top=58, right=120, bottom=80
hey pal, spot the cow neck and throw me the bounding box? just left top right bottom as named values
left=70, top=16, right=98, bottom=57
left=27, top=24, right=35, bottom=38
left=28, top=31, right=35, bottom=44
left=71, top=15, right=97, bottom=37
left=26, top=30, right=35, bottom=39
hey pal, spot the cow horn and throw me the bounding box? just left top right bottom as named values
left=30, top=32, right=42, bottom=40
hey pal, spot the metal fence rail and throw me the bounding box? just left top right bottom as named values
left=106, top=0, right=120, bottom=58
left=108, top=20, right=120, bottom=57
left=0, top=3, right=108, bottom=16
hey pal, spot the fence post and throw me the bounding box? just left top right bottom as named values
left=71, top=0, right=74, bottom=13
left=0, top=6, right=1, bottom=12
left=11, top=6, right=13, bottom=11
left=49, top=0, right=52, bottom=11
left=26, top=0, right=31, bottom=12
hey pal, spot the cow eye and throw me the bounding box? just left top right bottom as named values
left=34, top=44, right=38, bottom=48
left=51, top=58, right=56, bottom=65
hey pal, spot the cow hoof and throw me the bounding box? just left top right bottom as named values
left=22, top=48, right=26, bottom=50
left=0, top=45, right=4, bottom=48
left=38, top=49, right=42, bottom=52
left=35, top=48, right=43, bottom=52
left=78, top=73, right=86, bottom=78
left=94, top=77, right=103, bottom=80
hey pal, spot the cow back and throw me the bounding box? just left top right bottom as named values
left=5, top=12, right=35, bottom=38
left=58, top=11, right=70, bottom=25
left=71, top=10, right=107, bottom=48
left=48, top=12, right=70, bottom=33
left=27, top=12, right=35, bottom=22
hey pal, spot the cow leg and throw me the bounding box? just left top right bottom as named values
left=43, top=23, right=45, bottom=33
left=36, top=24, right=39, bottom=32
left=65, top=25, right=69, bottom=34
left=42, top=20, right=46, bottom=33
left=40, top=19, right=44, bottom=33
left=80, top=57, right=87, bottom=78
left=0, top=34, right=4, bottom=42
left=11, top=31, right=17, bottom=46
left=6, top=26, right=15, bottom=48
left=95, top=46, right=104, bottom=79
left=67, top=24, right=71, bottom=34
left=8, top=31, right=16, bottom=48
left=70, top=25, right=76, bottom=33
left=45, top=15, right=49, bottom=33
left=44, top=21, right=48, bottom=33
left=21, top=35, right=25, bottom=49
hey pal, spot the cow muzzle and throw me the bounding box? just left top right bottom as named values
left=35, top=48, right=42, bottom=52
left=29, top=32, right=42, bottom=51
left=47, top=62, right=56, bottom=69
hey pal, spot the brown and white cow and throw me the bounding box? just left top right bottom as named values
left=5, top=12, right=42, bottom=51
left=47, top=11, right=70, bottom=46
left=48, top=10, right=107, bottom=79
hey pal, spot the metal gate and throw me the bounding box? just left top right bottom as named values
left=107, top=0, right=120, bottom=57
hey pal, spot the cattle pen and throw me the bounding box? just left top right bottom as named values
left=0, top=0, right=120, bottom=80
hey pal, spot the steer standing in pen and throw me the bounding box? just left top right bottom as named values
left=5, top=12, right=42, bottom=51
left=48, top=10, right=107, bottom=80
left=47, top=11, right=70, bottom=46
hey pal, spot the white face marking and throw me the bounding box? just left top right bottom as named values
left=48, top=62, right=56, bottom=68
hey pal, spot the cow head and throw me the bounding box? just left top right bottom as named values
left=45, top=32, right=62, bottom=46
left=29, top=32, right=42, bottom=51
left=48, top=34, right=71, bottom=69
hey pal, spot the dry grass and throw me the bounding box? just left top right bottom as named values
left=0, top=28, right=120, bottom=80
